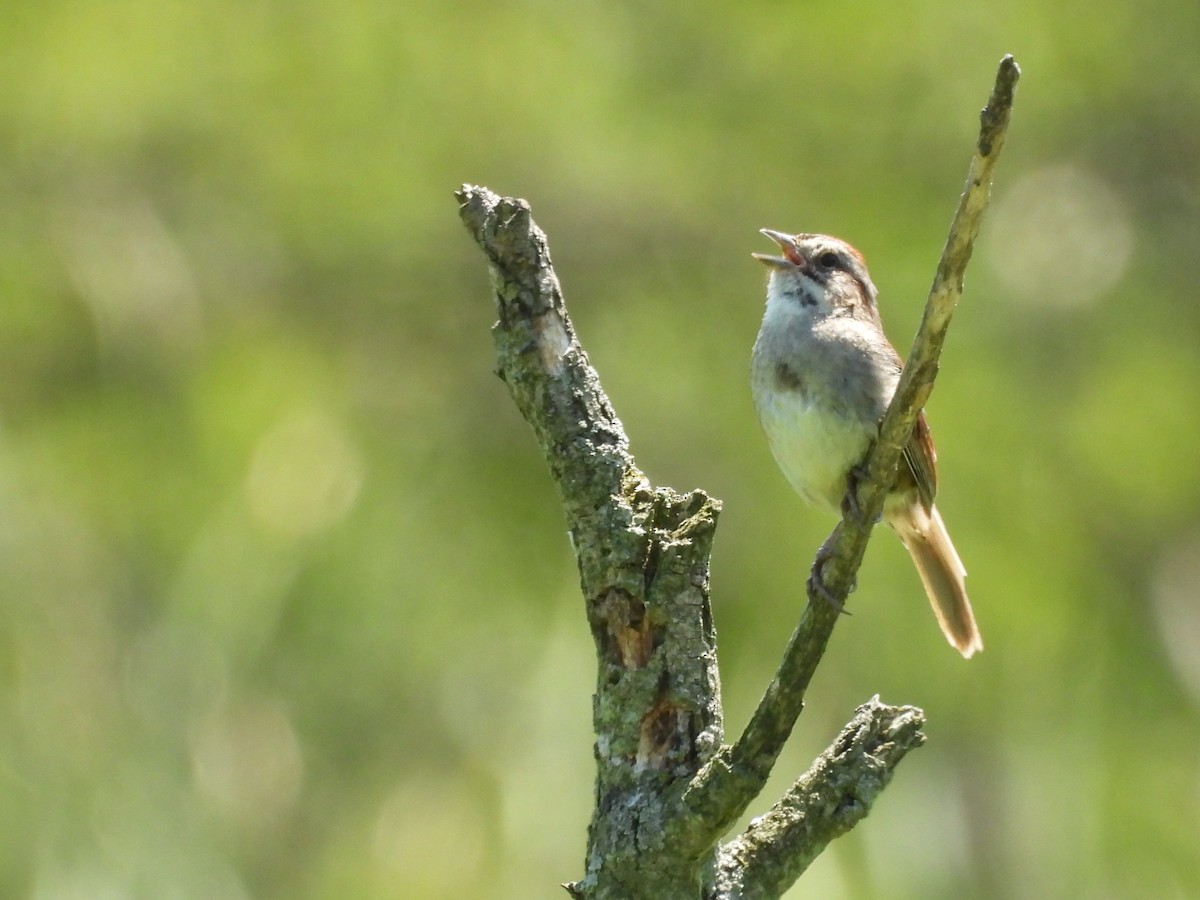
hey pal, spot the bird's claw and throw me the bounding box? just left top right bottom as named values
left=807, top=565, right=850, bottom=613
left=808, top=528, right=854, bottom=614
left=840, top=462, right=879, bottom=526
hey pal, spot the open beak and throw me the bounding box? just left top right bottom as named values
left=751, top=229, right=804, bottom=268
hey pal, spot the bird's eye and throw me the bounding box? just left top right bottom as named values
left=818, top=252, right=839, bottom=268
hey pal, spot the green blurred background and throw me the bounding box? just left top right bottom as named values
left=2, top=2, right=1198, bottom=898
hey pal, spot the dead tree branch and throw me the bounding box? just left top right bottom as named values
left=456, top=53, right=1019, bottom=900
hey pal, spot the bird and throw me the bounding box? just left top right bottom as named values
left=750, top=228, right=982, bottom=657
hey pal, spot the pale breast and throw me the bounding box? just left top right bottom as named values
left=753, top=378, right=873, bottom=515
left=750, top=292, right=886, bottom=515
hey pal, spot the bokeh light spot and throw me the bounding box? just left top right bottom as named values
left=1151, top=531, right=1200, bottom=708
left=371, top=777, right=486, bottom=894
left=244, top=409, right=363, bottom=539
left=986, top=163, right=1133, bottom=308
left=190, top=697, right=304, bottom=833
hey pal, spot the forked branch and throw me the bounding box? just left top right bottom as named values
left=456, top=54, right=1019, bottom=900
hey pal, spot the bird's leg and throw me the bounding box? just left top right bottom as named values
left=807, top=523, right=855, bottom=614
left=840, top=458, right=880, bottom=527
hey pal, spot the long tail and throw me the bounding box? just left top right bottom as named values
left=891, top=504, right=983, bottom=658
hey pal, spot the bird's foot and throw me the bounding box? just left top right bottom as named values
left=807, top=525, right=855, bottom=613
left=840, top=461, right=880, bottom=527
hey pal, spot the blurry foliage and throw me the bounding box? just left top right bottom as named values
left=1, top=1, right=1198, bottom=898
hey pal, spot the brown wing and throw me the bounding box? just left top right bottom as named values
left=902, top=410, right=938, bottom=510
